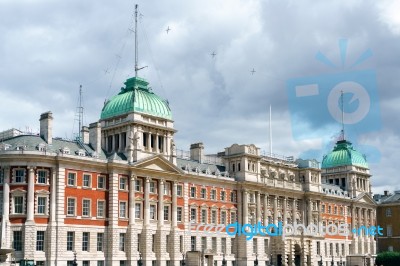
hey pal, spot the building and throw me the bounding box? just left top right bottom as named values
left=0, top=73, right=377, bottom=266
left=375, top=190, right=400, bottom=252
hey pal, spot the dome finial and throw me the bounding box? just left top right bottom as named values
left=340, top=90, right=345, bottom=141
left=134, top=4, right=147, bottom=77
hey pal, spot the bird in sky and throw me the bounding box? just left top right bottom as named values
left=211, top=51, right=216, bottom=58
left=251, top=68, right=256, bottom=75
left=166, top=26, right=171, bottom=34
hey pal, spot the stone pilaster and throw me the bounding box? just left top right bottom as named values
left=256, top=191, right=261, bottom=223
left=283, top=197, right=287, bottom=225
left=107, top=170, right=120, bottom=266
left=1, top=166, right=10, bottom=248
left=26, top=166, right=35, bottom=223
left=263, top=194, right=268, bottom=226
left=273, top=196, right=278, bottom=225
left=242, top=190, right=248, bottom=224
left=47, top=168, right=57, bottom=264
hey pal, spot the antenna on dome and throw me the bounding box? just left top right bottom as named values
left=269, top=104, right=273, bottom=156
left=340, top=90, right=345, bottom=141
left=134, top=4, right=147, bottom=77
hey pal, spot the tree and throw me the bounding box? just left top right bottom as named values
left=376, top=251, right=400, bottom=266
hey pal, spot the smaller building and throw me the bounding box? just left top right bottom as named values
left=375, top=190, right=400, bottom=252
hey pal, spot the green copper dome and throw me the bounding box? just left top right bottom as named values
left=100, top=77, right=172, bottom=120
left=321, top=140, right=368, bottom=169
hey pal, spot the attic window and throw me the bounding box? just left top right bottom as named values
left=76, top=149, right=85, bottom=156
left=0, top=144, right=11, bottom=151
left=37, top=144, right=46, bottom=152
left=61, top=147, right=70, bottom=154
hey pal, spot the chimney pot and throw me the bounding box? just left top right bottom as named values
left=190, top=142, right=204, bottom=163
left=89, top=122, right=101, bottom=153
left=39, top=111, right=53, bottom=144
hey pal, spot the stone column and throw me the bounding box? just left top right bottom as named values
left=158, top=179, right=164, bottom=227
left=237, top=189, right=243, bottom=225
left=1, top=166, right=10, bottom=247
left=263, top=194, right=268, bottom=225
left=283, top=197, right=287, bottom=225
left=26, top=167, right=35, bottom=222
left=307, top=199, right=312, bottom=226
left=256, top=191, right=261, bottom=223
left=148, top=133, right=152, bottom=152
left=243, top=190, right=248, bottom=224
left=172, top=181, right=178, bottom=227
left=129, top=175, right=136, bottom=225
left=292, top=198, right=297, bottom=223
left=47, top=168, right=57, bottom=264
left=144, top=177, right=150, bottom=226
left=273, top=196, right=278, bottom=225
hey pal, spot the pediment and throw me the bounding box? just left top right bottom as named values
left=132, top=155, right=183, bottom=174
left=354, top=192, right=377, bottom=206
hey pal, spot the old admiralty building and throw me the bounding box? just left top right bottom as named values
left=0, top=75, right=377, bottom=266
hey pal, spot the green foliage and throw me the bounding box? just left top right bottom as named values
left=376, top=251, right=400, bottom=266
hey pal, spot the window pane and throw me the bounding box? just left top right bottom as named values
left=36, top=231, right=45, bottom=251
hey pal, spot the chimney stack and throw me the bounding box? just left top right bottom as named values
left=89, top=122, right=101, bottom=153
left=190, top=142, right=204, bottom=163
left=81, top=126, right=89, bottom=144
left=39, top=111, right=53, bottom=144
left=384, top=190, right=389, bottom=196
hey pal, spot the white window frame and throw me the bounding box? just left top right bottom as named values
left=36, top=231, right=45, bottom=251
left=135, top=179, right=142, bottom=192
left=82, top=232, right=90, bottom=251
left=190, top=208, right=197, bottom=223
left=83, top=173, right=91, bottom=188
left=200, top=188, right=206, bottom=199
left=210, top=190, right=216, bottom=200
left=67, top=197, right=76, bottom=216
left=97, top=175, right=106, bottom=189
left=177, top=185, right=183, bottom=196
left=164, top=205, right=170, bottom=221
left=97, top=200, right=105, bottom=218
left=149, top=181, right=156, bottom=193
left=150, top=204, right=157, bottom=220
left=135, top=203, right=142, bottom=219
left=386, top=208, right=392, bottom=217
left=164, top=182, right=171, bottom=195
left=82, top=199, right=91, bottom=217
left=201, top=209, right=207, bottom=223
left=221, top=191, right=226, bottom=201
left=221, top=210, right=227, bottom=225
left=11, top=192, right=26, bottom=215
left=36, top=169, right=48, bottom=184
left=13, top=168, right=26, bottom=183
left=119, top=233, right=126, bottom=251
left=190, top=187, right=196, bottom=198
left=119, top=177, right=127, bottom=190
left=177, top=207, right=183, bottom=222
left=211, top=209, right=217, bottom=224
left=119, top=201, right=127, bottom=218
left=36, top=195, right=48, bottom=215
left=67, top=172, right=77, bottom=186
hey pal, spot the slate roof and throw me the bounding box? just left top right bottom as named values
left=379, top=191, right=400, bottom=204
left=176, top=158, right=228, bottom=177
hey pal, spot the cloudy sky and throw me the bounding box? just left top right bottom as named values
left=1, top=0, right=399, bottom=193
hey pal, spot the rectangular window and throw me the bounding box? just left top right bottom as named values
left=177, top=207, right=183, bottom=222
left=135, top=179, right=141, bottom=192
left=15, top=169, right=25, bottom=183
left=230, top=212, right=237, bottom=223
left=67, top=198, right=76, bottom=216
left=119, top=202, right=127, bottom=218
left=164, top=182, right=171, bottom=195
left=190, top=236, right=196, bottom=251
left=36, top=262, right=45, bottom=266
left=149, top=181, right=156, bottom=193
left=190, top=208, right=197, bottom=222
left=135, top=203, right=141, bottom=219
left=212, top=237, right=217, bottom=252
left=180, top=235, right=183, bottom=252
left=201, top=209, right=207, bottom=223
left=83, top=261, right=89, bottom=266
left=211, top=210, right=217, bottom=224
left=14, top=196, right=23, bottom=214
left=97, top=200, right=105, bottom=218
left=97, top=175, right=105, bottom=189
left=150, top=205, right=156, bottom=220
left=83, top=174, right=91, bottom=187
left=37, top=197, right=46, bottom=214
left=67, top=232, right=74, bottom=251
left=328, top=206, right=331, bottom=214
left=97, top=233, right=104, bottom=251
left=97, top=262, right=105, bottom=266
left=201, top=188, right=206, bottom=199
left=119, top=177, right=127, bottom=190
left=67, top=172, right=76, bottom=186
left=37, top=170, right=47, bottom=184
left=67, top=262, right=74, bottom=266
left=386, top=208, right=392, bottom=217
left=387, top=225, right=393, bottom=237
left=253, top=239, right=257, bottom=254
left=264, top=239, right=269, bottom=254
left=341, top=243, right=345, bottom=256
left=334, top=206, right=337, bottom=214
left=164, top=206, right=170, bottom=221
left=221, top=191, right=226, bottom=201
left=13, top=231, right=23, bottom=251
left=190, top=187, right=196, bottom=198
left=316, top=241, right=320, bottom=255
left=177, top=185, right=183, bottom=196
left=82, top=199, right=91, bottom=217
left=82, top=232, right=89, bottom=251
left=36, top=231, right=45, bottom=251
left=321, top=205, right=325, bottom=213
left=201, top=237, right=207, bottom=251
left=221, top=238, right=227, bottom=254
left=230, top=191, right=236, bottom=202
left=119, top=233, right=126, bottom=251
left=221, top=211, right=226, bottom=225
left=210, top=190, right=216, bottom=200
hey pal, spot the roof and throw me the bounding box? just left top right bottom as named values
left=0, top=134, right=128, bottom=161
left=100, top=76, right=172, bottom=120
left=321, top=140, right=368, bottom=169
left=379, top=191, right=400, bottom=204
left=176, top=158, right=228, bottom=178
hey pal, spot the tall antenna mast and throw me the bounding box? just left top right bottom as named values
left=134, top=4, right=139, bottom=77
left=269, top=105, right=272, bottom=156
left=134, top=4, right=147, bottom=77
left=341, top=90, right=345, bottom=140
left=78, top=85, right=84, bottom=140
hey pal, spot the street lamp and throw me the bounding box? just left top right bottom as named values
left=270, top=253, right=274, bottom=266
left=318, top=255, right=323, bottom=266
left=254, top=253, right=258, bottom=266
left=222, top=253, right=227, bottom=266
left=138, top=252, right=143, bottom=266
left=181, top=252, right=185, bottom=266
left=73, top=251, right=78, bottom=266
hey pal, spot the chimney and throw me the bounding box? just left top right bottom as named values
left=89, top=122, right=101, bottom=153
left=81, top=126, right=89, bottom=144
left=384, top=190, right=389, bottom=196
left=39, top=111, right=53, bottom=144
left=190, top=142, right=204, bottom=163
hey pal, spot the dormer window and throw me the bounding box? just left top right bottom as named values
left=15, top=145, right=26, bottom=151
left=76, top=149, right=85, bottom=156
left=0, top=143, right=11, bottom=150
left=61, top=147, right=70, bottom=154
left=37, top=144, right=46, bottom=152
